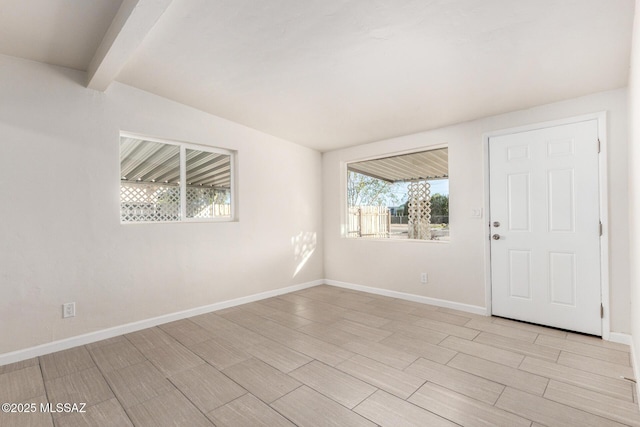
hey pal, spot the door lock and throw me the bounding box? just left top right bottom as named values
left=492, top=234, right=501, bottom=240
left=492, top=221, right=500, bottom=227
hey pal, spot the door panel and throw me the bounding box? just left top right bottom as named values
left=507, top=173, right=530, bottom=231
left=548, top=168, right=574, bottom=232
left=489, top=120, right=601, bottom=335
left=549, top=252, right=576, bottom=306
left=508, top=250, right=531, bottom=299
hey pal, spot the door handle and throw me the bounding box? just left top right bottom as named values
left=492, top=234, right=501, bottom=240
left=493, top=221, right=500, bottom=227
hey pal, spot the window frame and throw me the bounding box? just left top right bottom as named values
left=342, top=144, right=449, bottom=242
left=119, top=132, right=236, bottom=224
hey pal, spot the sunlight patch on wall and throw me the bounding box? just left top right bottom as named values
left=292, top=231, right=317, bottom=278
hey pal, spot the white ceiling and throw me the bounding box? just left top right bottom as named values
left=0, top=0, right=634, bottom=151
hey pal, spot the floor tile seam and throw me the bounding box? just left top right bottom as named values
left=241, top=353, right=304, bottom=375
left=286, top=358, right=315, bottom=374
left=48, top=390, right=116, bottom=421
left=349, top=399, right=382, bottom=426
left=141, top=336, right=209, bottom=365
left=229, top=304, right=297, bottom=323
left=471, top=334, right=562, bottom=361
left=256, top=299, right=306, bottom=316
left=289, top=358, right=385, bottom=405
left=156, top=331, right=209, bottom=349
left=82, top=342, right=136, bottom=427
left=212, top=358, right=270, bottom=393
left=539, top=344, right=633, bottom=367
left=164, top=371, right=240, bottom=424
left=500, top=385, right=638, bottom=425
left=517, top=356, right=636, bottom=392
left=203, top=391, right=246, bottom=418
left=445, top=355, right=549, bottom=397
left=493, top=387, right=544, bottom=425
left=253, top=336, right=326, bottom=364
left=324, top=318, right=394, bottom=340
left=410, top=318, right=482, bottom=339
left=543, top=377, right=640, bottom=408
left=535, top=333, right=632, bottom=356
left=384, top=322, right=452, bottom=344
left=123, top=336, right=186, bottom=357
left=39, top=354, right=100, bottom=383
left=86, top=350, right=148, bottom=375
left=413, top=313, right=475, bottom=328
left=143, top=351, right=207, bottom=380
left=337, top=343, right=419, bottom=371
left=219, top=310, right=300, bottom=343
left=0, top=362, right=45, bottom=385
left=35, top=356, right=56, bottom=427
left=463, top=319, right=540, bottom=342
left=403, top=377, right=429, bottom=402
left=41, top=361, right=107, bottom=387
left=541, top=384, right=640, bottom=425
left=354, top=388, right=464, bottom=427
left=300, top=327, right=364, bottom=347
left=220, top=356, right=306, bottom=403
left=103, top=368, right=179, bottom=410
left=205, top=392, right=300, bottom=427
left=333, top=357, right=424, bottom=399
left=266, top=383, right=307, bottom=425
left=436, top=338, right=526, bottom=367
left=405, top=382, right=534, bottom=426
left=490, top=318, right=570, bottom=339
left=565, top=335, right=631, bottom=351
left=166, top=358, right=248, bottom=405
left=408, top=358, right=507, bottom=403
left=264, top=312, right=319, bottom=330
left=491, top=382, right=508, bottom=407
left=556, top=349, right=635, bottom=373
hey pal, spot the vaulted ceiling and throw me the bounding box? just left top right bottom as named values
left=0, top=0, right=634, bottom=151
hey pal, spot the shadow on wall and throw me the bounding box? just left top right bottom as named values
left=292, top=231, right=317, bottom=278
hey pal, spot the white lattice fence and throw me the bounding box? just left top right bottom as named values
left=121, top=183, right=230, bottom=222
left=186, top=187, right=231, bottom=218
left=348, top=206, right=390, bottom=238
left=407, top=180, right=431, bottom=240
left=120, top=182, right=180, bottom=222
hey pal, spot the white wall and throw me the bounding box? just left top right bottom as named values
left=628, top=0, right=640, bottom=391
left=323, top=88, right=630, bottom=333
left=0, top=54, right=324, bottom=355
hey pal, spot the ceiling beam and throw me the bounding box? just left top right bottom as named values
left=86, top=0, right=173, bottom=91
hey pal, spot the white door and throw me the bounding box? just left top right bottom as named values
left=489, top=119, right=601, bottom=335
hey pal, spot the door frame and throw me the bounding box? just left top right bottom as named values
left=482, top=112, right=610, bottom=339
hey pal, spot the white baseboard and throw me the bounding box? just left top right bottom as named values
left=0, top=279, right=323, bottom=367
left=325, top=279, right=488, bottom=316
left=608, top=332, right=632, bottom=346
left=3, top=277, right=631, bottom=370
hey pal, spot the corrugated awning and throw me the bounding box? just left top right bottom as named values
left=120, top=137, right=231, bottom=188
left=348, top=148, right=448, bottom=182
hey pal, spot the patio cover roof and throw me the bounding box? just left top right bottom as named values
left=347, top=148, right=448, bottom=183
left=120, top=137, right=231, bottom=188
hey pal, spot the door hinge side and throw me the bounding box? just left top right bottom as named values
left=599, top=221, right=603, bottom=236
left=597, top=138, right=601, bottom=153
left=600, top=303, right=604, bottom=319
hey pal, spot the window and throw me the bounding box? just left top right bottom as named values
left=346, top=147, right=449, bottom=241
left=119, top=134, right=234, bottom=223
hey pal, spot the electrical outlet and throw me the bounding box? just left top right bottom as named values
left=63, top=302, right=75, bottom=318
left=420, top=273, right=428, bottom=284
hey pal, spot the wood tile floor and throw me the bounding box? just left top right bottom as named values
left=1, top=285, right=639, bottom=426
